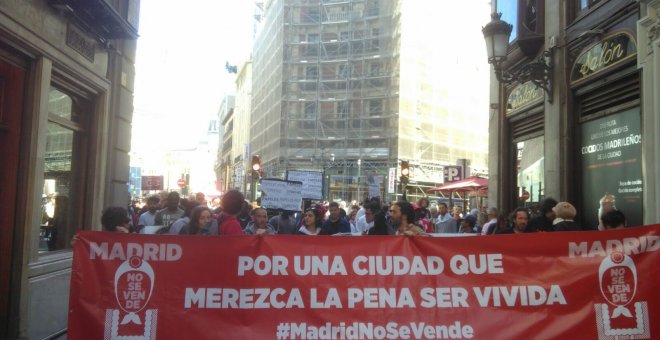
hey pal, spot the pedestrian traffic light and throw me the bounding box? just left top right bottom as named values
left=400, top=160, right=409, bottom=184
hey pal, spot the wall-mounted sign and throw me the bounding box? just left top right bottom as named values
left=443, top=166, right=463, bottom=183
left=571, top=32, right=637, bottom=84
left=507, top=81, right=544, bottom=114
left=141, top=176, right=163, bottom=191
left=580, top=108, right=642, bottom=228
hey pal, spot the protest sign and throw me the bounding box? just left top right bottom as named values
left=286, top=170, right=323, bottom=200
left=260, top=178, right=303, bottom=211
left=69, top=225, right=660, bottom=339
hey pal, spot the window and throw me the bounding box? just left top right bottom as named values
left=497, top=0, right=518, bottom=42
left=303, top=102, right=317, bottom=129
left=369, top=62, right=383, bottom=76
left=515, top=135, right=544, bottom=208
left=306, top=66, right=318, bottom=80
left=338, top=64, right=352, bottom=78
left=577, top=0, right=601, bottom=13
left=368, top=99, right=382, bottom=116
left=40, top=86, right=91, bottom=253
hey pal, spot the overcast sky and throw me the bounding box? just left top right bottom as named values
left=131, top=0, right=255, bottom=152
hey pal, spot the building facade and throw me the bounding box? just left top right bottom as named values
left=250, top=0, right=490, bottom=202
left=216, top=95, right=236, bottom=192
left=487, top=0, right=659, bottom=226
left=0, top=1, right=139, bottom=338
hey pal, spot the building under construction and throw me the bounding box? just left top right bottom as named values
left=250, top=0, right=489, bottom=202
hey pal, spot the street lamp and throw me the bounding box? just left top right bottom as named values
left=482, top=12, right=554, bottom=102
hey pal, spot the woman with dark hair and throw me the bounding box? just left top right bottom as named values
left=527, top=197, right=558, bottom=232
left=169, top=200, right=202, bottom=235
left=180, top=205, right=214, bottom=235
left=298, top=207, right=322, bottom=235
left=367, top=211, right=391, bottom=235
left=101, top=207, right=131, bottom=233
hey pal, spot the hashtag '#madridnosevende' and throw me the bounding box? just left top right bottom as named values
left=276, top=323, right=290, bottom=339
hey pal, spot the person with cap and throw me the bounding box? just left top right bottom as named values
left=459, top=214, right=477, bottom=234
left=527, top=197, right=558, bottom=232
left=552, top=202, right=580, bottom=232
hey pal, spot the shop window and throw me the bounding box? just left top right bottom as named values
left=515, top=135, right=544, bottom=209
left=40, top=86, right=91, bottom=253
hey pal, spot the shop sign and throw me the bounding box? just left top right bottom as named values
left=571, top=32, right=637, bottom=84
left=507, top=81, right=543, bottom=114
left=141, top=176, right=163, bottom=191
left=580, top=108, right=643, bottom=228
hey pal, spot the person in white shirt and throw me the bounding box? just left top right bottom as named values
left=481, top=207, right=499, bottom=235
left=354, top=202, right=378, bottom=234
left=138, top=196, right=160, bottom=228
left=434, top=203, right=456, bottom=233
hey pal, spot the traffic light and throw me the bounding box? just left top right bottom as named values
left=400, top=160, right=409, bottom=184
left=251, top=155, right=261, bottom=179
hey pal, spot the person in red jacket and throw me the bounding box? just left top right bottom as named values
left=216, top=190, right=245, bottom=235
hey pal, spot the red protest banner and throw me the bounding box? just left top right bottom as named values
left=68, top=225, right=660, bottom=339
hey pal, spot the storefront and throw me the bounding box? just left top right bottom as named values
left=0, top=1, right=138, bottom=338
left=487, top=1, right=659, bottom=226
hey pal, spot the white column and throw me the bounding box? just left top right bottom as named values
left=637, top=0, right=660, bottom=224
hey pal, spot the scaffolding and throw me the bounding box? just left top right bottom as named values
left=250, top=0, right=489, bottom=202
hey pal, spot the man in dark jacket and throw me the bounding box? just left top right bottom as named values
left=526, top=197, right=558, bottom=232
left=320, top=202, right=351, bottom=235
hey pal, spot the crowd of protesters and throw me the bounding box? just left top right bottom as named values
left=100, top=189, right=631, bottom=236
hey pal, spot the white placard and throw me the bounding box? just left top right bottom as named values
left=388, top=168, right=396, bottom=194
left=286, top=170, right=323, bottom=200
left=260, top=179, right=303, bottom=211
left=367, top=174, right=381, bottom=198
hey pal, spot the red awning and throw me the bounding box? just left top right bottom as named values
left=427, top=176, right=488, bottom=193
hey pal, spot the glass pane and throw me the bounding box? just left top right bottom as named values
left=40, top=122, right=79, bottom=252
left=516, top=136, right=544, bottom=209
left=497, top=0, right=518, bottom=42
left=49, top=88, right=81, bottom=123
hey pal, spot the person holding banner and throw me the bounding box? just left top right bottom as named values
left=215, top=190, right=245, bottom=235
left=298, top=207, right=322, bottom=235
left=243, top=207, right=276, bottom=236
left=320, top=202, right=351, bottom=235
left=496, top=208, right=529, bottom=234
left=179, top=206, right=216, bottom=235
left=100, top=207, right=132, bottom=233
left=391, top=201, right=426, bottom=236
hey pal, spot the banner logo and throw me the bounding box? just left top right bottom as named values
left=594, top=252, right=650, bottom=339
left=104, top=256, right=158, bottom=340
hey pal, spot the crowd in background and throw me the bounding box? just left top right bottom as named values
left=99, top=189, right=630, bottom=237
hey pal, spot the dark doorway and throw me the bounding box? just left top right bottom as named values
left=0, top=56, right=26, bottom=338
